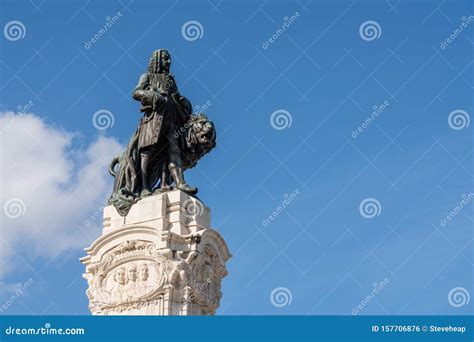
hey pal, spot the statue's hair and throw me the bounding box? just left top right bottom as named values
left=147, top=49, right=170, bottom=73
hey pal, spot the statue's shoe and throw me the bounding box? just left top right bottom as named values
left=160, top=184, right=172, bottom=192
left=177, top=184, right=198, bottom=194
left=140, top=189, right=152, bottom=197
left=153, top=185, right=172, bottom=194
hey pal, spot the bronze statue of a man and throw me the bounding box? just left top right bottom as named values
left=108, top=49, right=216, bottom=216
left=133, top=49, right=196, bottom=196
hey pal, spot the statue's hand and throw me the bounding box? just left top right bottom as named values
left=141, top=89, right=155, bottom=105
left=142, top=90, right=166, bottom=106
left=154, top=93, right=167, bottom=105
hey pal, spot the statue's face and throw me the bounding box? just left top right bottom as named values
left=115, top=268, right=126, bottom=285
left=128, top=267, right=137, bottom=282
left=139, top=264, right=149, bottom=281
left=160, top=51, right=171, bottom=71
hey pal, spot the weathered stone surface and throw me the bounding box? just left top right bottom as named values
left=81, top=190, right=230, bottom=315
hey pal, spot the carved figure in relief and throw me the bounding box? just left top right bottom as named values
left=169, top=251, right=198, bottom=289
left=136, top=263, right=151, bottom=295
left=111, top=267, right=127, bottom=302
left=125, top=264, right=139, bottom=298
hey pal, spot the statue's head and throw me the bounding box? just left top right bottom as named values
left=148, top=49, right=171, bottom=73
left=127, top=264, right=138, bottom=282
left=139, top=263, right=149, bottom=281
left=114, top=267, right=126, bottom=285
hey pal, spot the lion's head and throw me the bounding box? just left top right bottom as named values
left=183, top=114, right=216, bottom=169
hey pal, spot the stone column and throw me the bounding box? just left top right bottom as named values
left=80, top=190, right=231, bottom=315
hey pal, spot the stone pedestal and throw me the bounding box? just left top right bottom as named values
left=80, top=190, right=231, bottom=315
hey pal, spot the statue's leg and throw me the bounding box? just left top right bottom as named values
left=160, top=160, right=172, bottom=191
left=167, top=135, right=197, bottom=194
left=140, top=148, right=153, bottom=196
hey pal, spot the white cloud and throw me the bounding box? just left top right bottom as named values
left=0, top=112, right=122, bottom=278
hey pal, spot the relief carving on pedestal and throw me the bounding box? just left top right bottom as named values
left=85, top=240, right=228, bottom=315
left=85, top=240, right=168, bottom=313
left=108, top=262, right=156, bottom=302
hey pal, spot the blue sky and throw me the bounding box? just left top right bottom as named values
left=0, top=0, right=472, bottom=316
